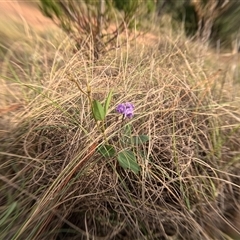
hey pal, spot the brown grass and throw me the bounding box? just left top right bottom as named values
left=0, top=8, right=240, bottom=240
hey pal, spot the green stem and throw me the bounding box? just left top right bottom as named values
left=86, top=85, right=108, bottom=143
left=69, top=74, right=108, bottom=143
left=101, top=120, right=108, bottom=143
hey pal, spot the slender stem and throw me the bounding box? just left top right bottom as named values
left=101, top=120, right=107, bottom=143
left=70, top=74, right=108, bottom=143
left=86, top=85, right=108, bottom=143
left=69, top=76, right=88, bottom=96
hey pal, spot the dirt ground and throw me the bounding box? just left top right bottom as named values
left=0, top=1, right=54, bottom=29
left=0, top=1, right=159, bottom=43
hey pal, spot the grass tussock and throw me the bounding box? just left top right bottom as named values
left=0, top=26, right=240, bottom=240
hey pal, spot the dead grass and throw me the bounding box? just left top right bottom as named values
left=0, top=14, right=240, bottom=240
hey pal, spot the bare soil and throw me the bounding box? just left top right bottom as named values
left=0, top=1, right=54, bottom=29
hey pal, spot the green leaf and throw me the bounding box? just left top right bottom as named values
left=51, top=1, right=62, bottom=18
left=0, top=202, right=17, bottom=227
left=98, top=144, right=116, bottom=158
left=131, top=135, right=149, bottom=145
left=124, top=124, right=132, bottom=137
left=92, top=100, right=105, bottom=121
left=117, top=150, right=140, bottom=174
left=39, top=0, right=62, bottom=19
left=104, top=90, right=113, bottom=116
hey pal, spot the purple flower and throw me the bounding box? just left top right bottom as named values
left=116, top=104, right=126, bottom=114
left=125, top=108, right=134, bottom=118
left=125, top=102, right=134, bottom=110
left=116, top=102, right=134, bottom=119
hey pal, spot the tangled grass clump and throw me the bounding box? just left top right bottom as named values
left=0, top=32, right=240, bottom=240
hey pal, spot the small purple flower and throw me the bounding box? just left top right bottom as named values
left=125, top=108, right=134, bottom=118
left=116, top=102, right=134, bottom=119
left=125, top=102, right=134, bottom=110
left=116, top=104, right=126, bottom=114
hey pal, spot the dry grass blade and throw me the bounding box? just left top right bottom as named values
left=0, top=6, right=240, bottom=240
